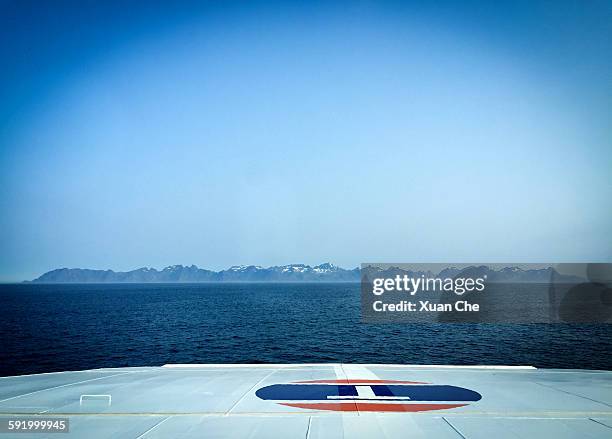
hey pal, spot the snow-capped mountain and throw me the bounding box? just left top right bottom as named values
left=30, top=264, right=586, bottom=284
left=30, top=263, right=360, bottom=283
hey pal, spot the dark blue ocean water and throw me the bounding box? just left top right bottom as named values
left=1, top=283, right=611, bottom=376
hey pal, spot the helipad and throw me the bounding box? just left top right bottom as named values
left=0, top=364, right=611, bottom=438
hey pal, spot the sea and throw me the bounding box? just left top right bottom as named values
left=1, top=283, right=611, bottom=377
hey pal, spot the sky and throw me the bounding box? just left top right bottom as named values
left=1, top=0, right=611, bottom=281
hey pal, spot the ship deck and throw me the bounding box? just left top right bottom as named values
left=0, top=364, right=611, bottom=438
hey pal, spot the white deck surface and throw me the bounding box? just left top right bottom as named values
left=0, top=364, right=610, bottom=438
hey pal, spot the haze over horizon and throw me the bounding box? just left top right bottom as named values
left=1, top=0, right=611, bottom=282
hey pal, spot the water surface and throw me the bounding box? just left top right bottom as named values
left=1, top=283, right=610, bottom=376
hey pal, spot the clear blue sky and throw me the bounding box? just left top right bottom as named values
left=1, top=0, right=611, bottom=281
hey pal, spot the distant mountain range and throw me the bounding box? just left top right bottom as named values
left=29, top=264, right=586, bottom=283
left=29, top=263, right=360, bottom=283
